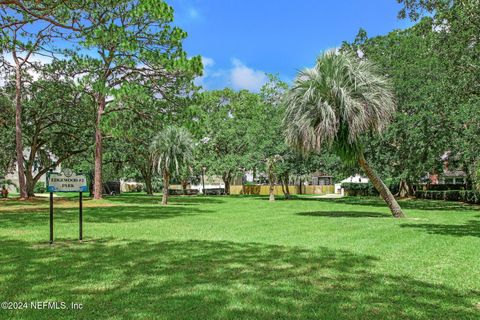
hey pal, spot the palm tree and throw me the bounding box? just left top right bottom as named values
left=266, top=155, right=282, bottom=201
left=283, top=51, right=405, bottom=218
left=150, top=126, right=194, bottom=205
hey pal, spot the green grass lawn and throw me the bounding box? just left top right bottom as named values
left=0, top=194, right=479, bottom=319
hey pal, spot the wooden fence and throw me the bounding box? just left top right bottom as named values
left=230, top=185, right=335, bottom=195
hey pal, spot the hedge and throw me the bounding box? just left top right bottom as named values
left=415, top=190, right=480, bottom=204
left=341, top=179, right=399, bottom=197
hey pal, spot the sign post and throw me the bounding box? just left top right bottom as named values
left=46, top=170, right=88, bottom=244
left=50, top=191, right=54, bottom=244
left=79, top=192, right=83, bottom=241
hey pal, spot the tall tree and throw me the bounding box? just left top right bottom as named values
left=70, top=0, right=201, bottom=199
left=194, top=89, right=267, bottom=194
left=150, top=126, right=194, bottom=205
left=284, top=51, right=405, bottom=218
left=0, top=0, right=89, bottom=198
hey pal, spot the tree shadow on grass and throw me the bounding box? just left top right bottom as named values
left=0, top=205, right=211, bottom=229
left=296, top=211, right=391, bottom=218
left=0, top=239, right=478, bottom=320
left=315, top=197, right=480, bottom=212
left=400, top=220, right=480, bottom=238
left=105, top=194, right=225, bottom=205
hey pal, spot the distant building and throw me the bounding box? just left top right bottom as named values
left=311, top=171, right=333, bottom=186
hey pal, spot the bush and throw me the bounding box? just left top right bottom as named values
left=424, top=184, right=466, bottom=191
left=415, top=190, right=480, bottom=204
left=34, top=182, right=46, bottom=193
left=341, top=182, right=377, bottom=196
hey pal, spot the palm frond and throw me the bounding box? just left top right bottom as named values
left=283, top=50, right=396, bottom=162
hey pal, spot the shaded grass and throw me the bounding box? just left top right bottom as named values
left=0, top=194, right=479, bottom=319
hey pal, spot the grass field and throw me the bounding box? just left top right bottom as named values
left=0, top=194, right=479, bottom=319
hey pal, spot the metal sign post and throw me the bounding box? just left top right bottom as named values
left=47, top=170, right=88, bottom=244
left=50, top=192, right=54, bottom=244
left=79, top=192, right=83, bottom=241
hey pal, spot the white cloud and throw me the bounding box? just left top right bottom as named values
left=229, top=58, right=267, bottom=92
left=194, top=56, right=215, bottom=88
left=195, top=57, right=269, bottom=92
left=201, top=56, right=215, bottom=68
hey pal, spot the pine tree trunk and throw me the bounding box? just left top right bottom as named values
left=93, top=95, right=105, bottom=200
left=358, top=154, right=405, bottom=218
left=162, top=171, right=169, bottom=205
left=14, top=65, right=27, bottom=199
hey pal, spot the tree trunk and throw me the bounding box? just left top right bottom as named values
left=162, top=171, right=169, bottom=205
left=283, top=173, right=291, bottom=200
left=269, top=181, right=275, bottom=201
left=181, top=180, right=188, bottom=195
left=223, top=172, right=231, bottom=195
left=14, top=65, right=27, bottom=199
left=25, top=170, right=36, bottom=198
left=358, top=154, right=405, bottom=218
left=142, top=170, right=154, bottom=195
left=398, top=179, right=413, bottom=198
left=298, top=178, right=303, bottom=195
left=93, top=95, right=105, bottom=200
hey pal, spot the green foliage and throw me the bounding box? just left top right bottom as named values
left=341, top=182, right=378, bottom=196
left=341, top=180, right=400, bottom=196
left=33, top=182, right=46, bottom=193
left=346, top=2, right=480, bottom=186
left=283, top=51, right=396, bottom=165
left=0, top=92, right=15, bottom=175
left=415, top=190, right=480, bottom=204
left=193, top=89, right=270, bottom=182
left=150, top=126, right=194, bottom=177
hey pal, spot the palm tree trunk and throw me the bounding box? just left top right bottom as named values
left=269, top=181, right=275, bottom=201
left=162, top=171, right=169, bottom=205
left=358, top=154, right=405, bottom=218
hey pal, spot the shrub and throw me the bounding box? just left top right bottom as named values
left=341, top=182, right=377, bottom=196
left=341, top=180, right=399, bottom=197
left=34, top=182, right=46, bottom=193
left=415, top=190, right=480, bottom=204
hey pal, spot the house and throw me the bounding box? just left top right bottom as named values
left=311, top=171, right=333, bottom=186
left=423, top=151, right=467, bottom=185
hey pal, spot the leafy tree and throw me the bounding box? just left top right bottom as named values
left=150, top=126, right=194, bottom=205
left=0, top=92, right=15, bottom=177
left=1, top=61, right=94, bottom=196
left=284, top=51, right=405, bottom=218
left=348, top=2, right=479, bottom=193
left=194, top=89, right=267, bottom=194
left=63, top=0, right=202, bottom=199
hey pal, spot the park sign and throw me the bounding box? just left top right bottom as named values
left=46, top=169, right=87, bottom=244
left=47, top=170, right=88, bottom=192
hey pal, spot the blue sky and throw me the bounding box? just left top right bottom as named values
left=169, top=0, right=412, bottom=91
